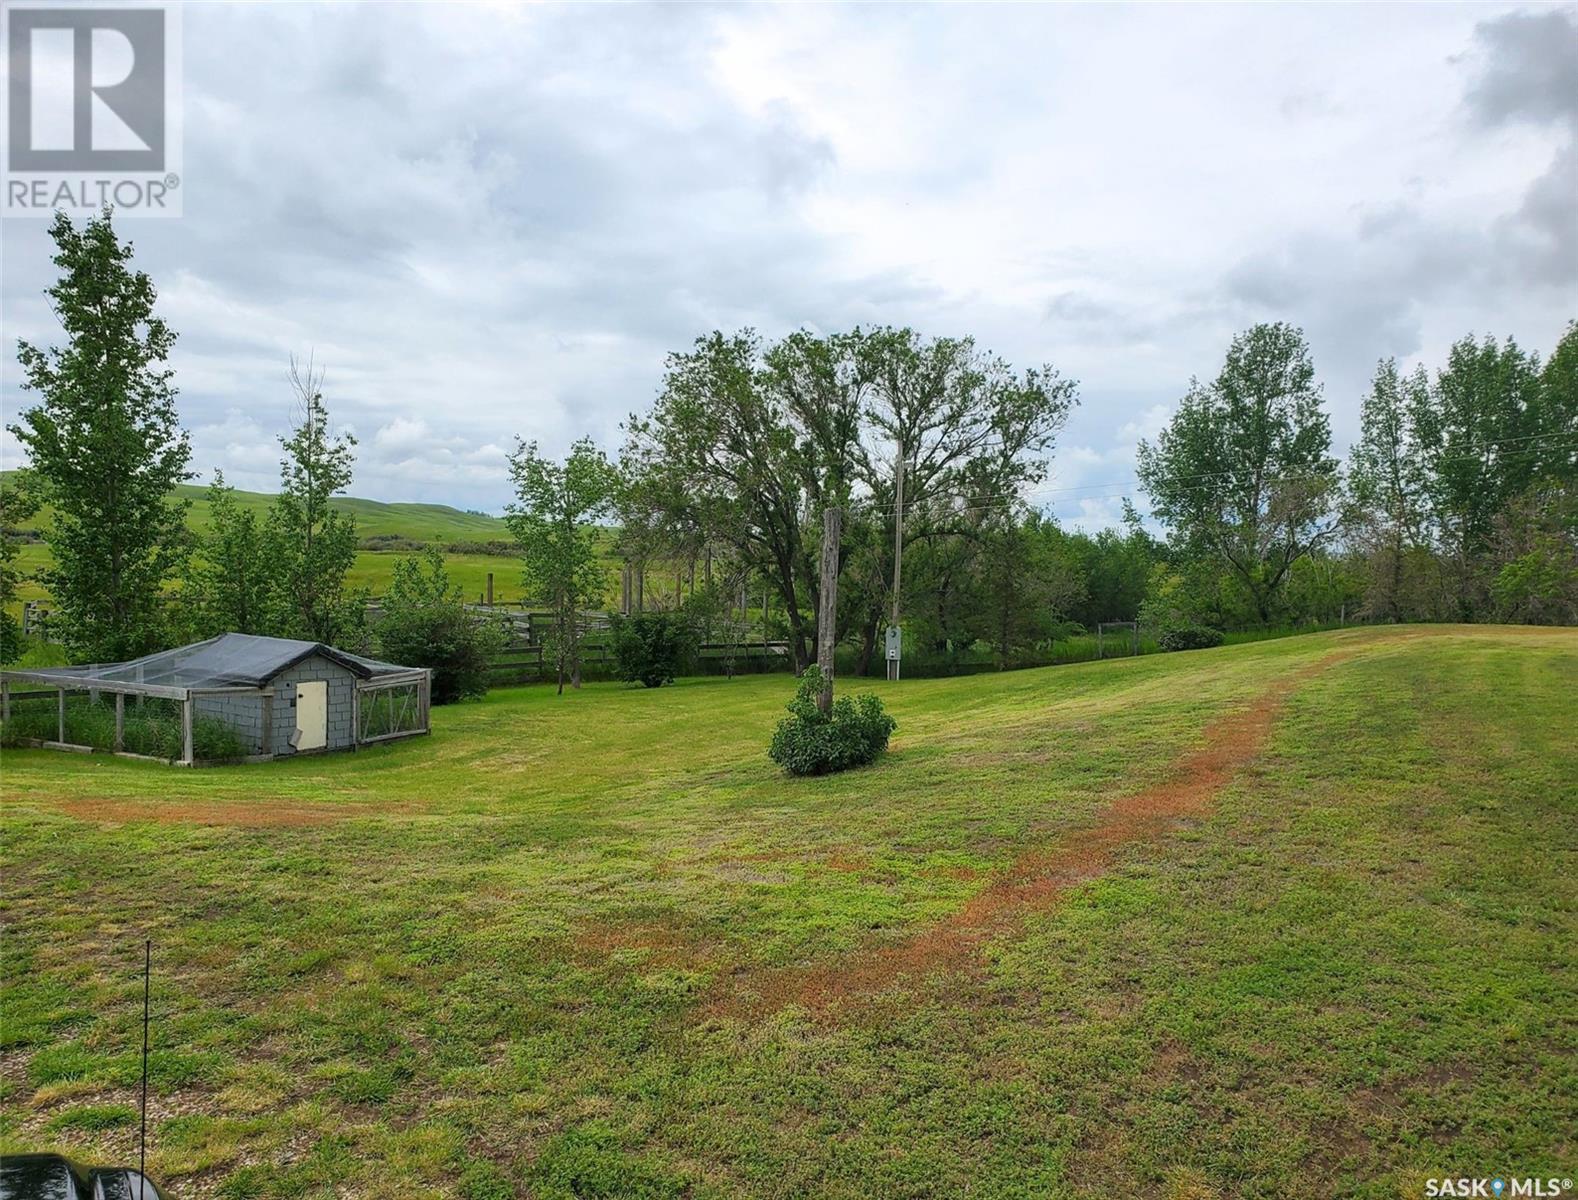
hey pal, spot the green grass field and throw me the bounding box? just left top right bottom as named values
left=12, top=545, right=532, bottom=609
left=2, top=626, right=1574, bottom=1198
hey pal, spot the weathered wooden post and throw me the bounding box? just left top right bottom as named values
left=115, top=693, right=125, bottom=751
left=181, top=695, right=194, bottom=764
left=486, top=572, right=494, bottom=607
left=888, top=437, right=905, bottom=682
left=816, top=505, right=841, bottom=713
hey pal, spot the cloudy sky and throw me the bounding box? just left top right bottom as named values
left=2, top=2, right=1574, bottom=528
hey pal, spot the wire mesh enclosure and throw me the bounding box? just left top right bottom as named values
left=1, top=634, right=431, bottom=765
left=357, top=676, right=428, bottom=743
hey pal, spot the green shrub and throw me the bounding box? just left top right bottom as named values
left=1156, top=624, right=1224, bottom=652
left=609, top=611, right=695, bottom=688
left=376, top=548, right=507, bottom=704
left=768, top=667, right=896, bottom=776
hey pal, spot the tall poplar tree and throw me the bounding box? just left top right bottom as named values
left=10, top=209, right=192, bottom=662
left=507, top=438, right=615, bottom=694
left=268, top=356, right=362, bottom=644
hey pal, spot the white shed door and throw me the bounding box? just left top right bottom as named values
left=295, top=681, right=328, bottom=751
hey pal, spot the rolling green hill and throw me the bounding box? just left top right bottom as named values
left=4, top=473, right=511, bottom=542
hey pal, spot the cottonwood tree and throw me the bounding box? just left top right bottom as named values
left=1137, top=322, right=1340, bottom=624
left=848, top=327, right=1077, bottom=670
left=507, top=438, right=616, bottom=693
left=625, top=327, right=1076, bottom=676
left=268, top=357, right=363, bottom=644
left=10, top=209, right=193, bottom=662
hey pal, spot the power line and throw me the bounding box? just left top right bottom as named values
left=853, top=432, right=1578, bottom=518
left=853, top=438, right=1578, bottom=523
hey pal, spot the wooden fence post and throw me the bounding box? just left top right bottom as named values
left=182, top=695, right=194, bottom=764
left=816, top=506, right=841, bottom=713
left=115, top=693, right=125, bottom=751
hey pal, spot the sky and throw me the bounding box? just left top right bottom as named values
left=2, top=2, right=1574, bottom=529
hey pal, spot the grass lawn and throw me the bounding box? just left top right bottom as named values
left=1, top=625, right=1573, bottom=1198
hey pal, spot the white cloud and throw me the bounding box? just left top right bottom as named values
left=2, top=2, right=1572, bottom=524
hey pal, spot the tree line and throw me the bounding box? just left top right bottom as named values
left=5, top=210, right=1574, bottom=695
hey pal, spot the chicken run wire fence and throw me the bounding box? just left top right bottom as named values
left=1, top=634, right=431, bottom=764
left=358, top=677, right=426, bottom=743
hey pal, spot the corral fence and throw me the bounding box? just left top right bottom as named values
left=468, top=606, right=792, bottom=685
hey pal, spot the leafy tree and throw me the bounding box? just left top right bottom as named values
left=376, top=548, right=506, bottom=703
left=1409, top=334, right=1543, bottom=616
left=0, top=473, right=41, bottom=663
left=626, top=330, right=865, bottom=670
left=269, top=357, right=363, bottom=644
left=967, top=512, right=1085, bottom=668
left=184, top=472, right=275, bottom=637
left=848, top=327, right=1078, bottom=671
left=1532, top=321, right=1578, bottom=486
left=1350, top=359, right=1428, bottom=620
left=1056, top=504, right=1160, bottom=628
left=506, top=438, right=616, bottom=693
left=626, top=327, right=1077, bottom=671
left=1137, top=323, right=1339, bottom=624
left=10, top=209, right=193, bottom=661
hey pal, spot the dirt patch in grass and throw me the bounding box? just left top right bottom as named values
left=574, top=921, right=714, bottom=971
left=56, top=797, right=354, bottom=827
left=710, top=654, right=1348, bottom=1021
left=825, top=852, right=872, bottom=874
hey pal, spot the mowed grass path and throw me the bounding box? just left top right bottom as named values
left=1, top=626, right=1573, bottom=1199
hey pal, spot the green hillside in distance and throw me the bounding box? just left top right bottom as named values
left=173, top=482, right=513, bottom=541
left=3, top=472, right=512, bottom=542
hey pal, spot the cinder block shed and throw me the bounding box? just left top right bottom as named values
left=0, top=634, right=431, bottom=765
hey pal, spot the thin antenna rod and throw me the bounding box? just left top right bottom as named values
left=140, top=938, right=150, bottom=1188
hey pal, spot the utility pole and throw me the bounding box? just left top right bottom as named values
left=887, top=438, right=905, bottom=682
left=816, top=504, right=841, bottom=712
